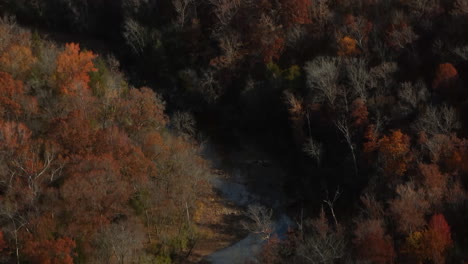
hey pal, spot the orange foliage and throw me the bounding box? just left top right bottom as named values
left=337, top=36, right=361, bottom=56
left=433, top=63, right=458, bottom=90
left=378, top=130, right=411, bottom=177
left=0, top=45, right=37, bottom=77
left=0, top=72, right=37, bottom=120
left=351, top=99, right=368, bottom=126
left=56, top=43, right=97, bottom=95
left=0, top=72, right=24, bottom=118
left=23, top=236, right=76, bottom=264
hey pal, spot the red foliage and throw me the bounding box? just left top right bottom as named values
left=363, top=124, right=378, bottom=154
left=259, top=235, right=282, bottom=264
left=0, top=231, right=6, bottom=252
left=56, top=43, right=97, bottom=95
left=354, top=219, right=395, bottom=264
left=116, top=87, right=167, bottom=134
left=422, top=214, right=453, bottom=264
left=23, top=236, right=76, bottom=264
left=0, top=72, right=25, bottom=119
left=60, top=154, right=130, bottom=237
left=281, top=0, right=312, bottom=26
left=0, top=120, right=31, bottom=154
left=262, top=37, right=285, bottom=63
left=49, top=110, right=95, bottom=157
left=94, top=126, right=154, bottom=183
left=433, top=63, right=458, bottom=90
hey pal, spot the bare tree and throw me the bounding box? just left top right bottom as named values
left=242, top=204, right=273, bottom=240
left=199, top=69, right=221, bottom=102
left=388, top=24, right=418, bottom=50
left=398, top=81, right=428, bottom=111
left=346, top=58, right=371, bottom=101
left=0, top=204, right=27, bottom=264
left=453, top=45, right=468, bottom=60
left=453, top=0, right=468, bottom=15
left=208, top=0, right=241, bottom=28
left=297, top=207, right=345, bottom=264
left=323, top=188, right=341, bottom=228
left=173, top=0, right=194, bottom=29
left=123, top=18, right=147, bottom=55
left=305, top=56, right=341, bottom=107
left=171, top=111, right=196, bottom=138
left=335, top=117, right=358, bottom=177
left=414, top=104, right=461, bottom=135
left=309, top=0, right=332, bottom=37
left=303, top=137, right=323, bottom=166
left=93, top=220, right=146, bottom=264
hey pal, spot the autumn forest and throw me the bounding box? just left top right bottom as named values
left=1, top=0, right=468, bottom=263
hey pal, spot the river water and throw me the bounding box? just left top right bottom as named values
left=201, top=143, right=294, bottom=264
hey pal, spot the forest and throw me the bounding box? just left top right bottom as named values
left=1, top=0, right=468, bottom=263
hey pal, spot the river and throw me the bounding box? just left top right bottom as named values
left=201, top=141, right=294, bottom=264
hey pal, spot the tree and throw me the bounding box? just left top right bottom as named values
left=418, top=163, right=447, bottom=206
left=415, top=104, right=460, bottom=136
left=0, top=72, right=25, bottom=119
left=422, top=214, right=453, bottom=264
left=49, top=110, right=95, bottom=157
left=350, top=99, right=368, bottom=127
left=432, top=63, right=458, bottom=90
left=337, top=36, right=360, bottom=57
left=116, top=87, right=167, bottom=136
left=0, top=72, right=38, bottom=121
left=297, top=208, right=345, bottom=264
left=60, top=154, right=130, bottom=239
left=405, top=214, right=453, bottom=264
left=389, top=182, right=430, bottom=234
left=0, top=231, right=6, bottom=253
left=303, top=138, right=323, bottom=166
left=55, top=43, right=97, bottom=95
left=172, top=0, right=194, bottom=29
left=353, top=219, right=395, bottom=264
left=305, top=57, right=341, bottom=107
left=386, top=22, right=418, bottom=50
left=281, top=0, right=312, bottom=26
left=378, top=130, right=411, bottom=177
left=0, top=45, right=37, bottom=78
left=242, top=204, right=273, bottom=240
left=335, top=117, right=358, bottom=176
left=23, top=236, right=76, bottom=264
